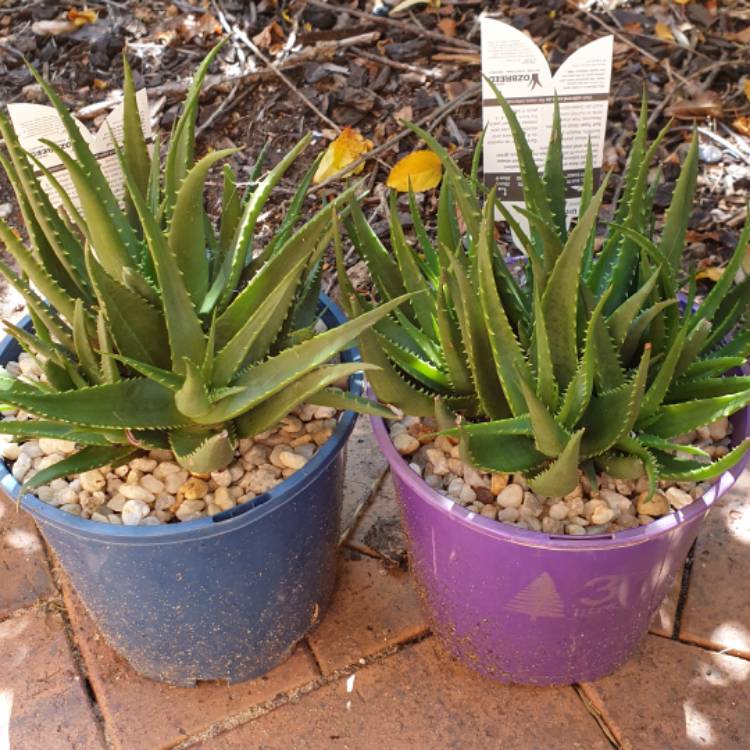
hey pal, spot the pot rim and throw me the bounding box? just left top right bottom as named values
left=0, top=295, right=359, bottom=545
left=370, top=401, right=750, bottom=552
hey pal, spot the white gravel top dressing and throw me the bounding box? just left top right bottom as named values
left=1, top=353, right=338, bottom=525
left=389, top=414, right=732, bottom=536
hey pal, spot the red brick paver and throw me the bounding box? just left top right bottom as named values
left=0, top=494, right=54, bottom=618
left=61, top=582, right=318, bottom=750
left=0, top=607, right=103, bottom=750
left=680, top=471, right=750, bottom=657
left=307, top=554, right=429, bottom=674
left=205, top=638, right=610, bottom=749
left=581, top=635, right=750, bottom=750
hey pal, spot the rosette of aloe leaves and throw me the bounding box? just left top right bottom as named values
left=0, top=43, right=402, bottom=493
left=337, top=87, right=750, bottom=500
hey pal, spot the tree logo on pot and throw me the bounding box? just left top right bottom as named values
left=506, top=573, right=564, bottom=620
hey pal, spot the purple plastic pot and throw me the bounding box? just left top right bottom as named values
left=371, top=407, right=750, bottom=685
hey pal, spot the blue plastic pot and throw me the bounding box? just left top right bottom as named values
left=0, top=296, right=359, bottom=685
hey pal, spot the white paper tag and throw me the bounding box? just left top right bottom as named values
left=7, top=90, right=152, bottom=210
left=481, top=17, right=613, bottom=237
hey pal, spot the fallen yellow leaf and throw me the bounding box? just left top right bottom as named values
left=734, top=116, right=750, bottom=137
left=672, top=0, right=690, bottom=4
left=695, top=266, right=724, bottom=282
left=386, top=150, right=442, bottom=192
left=743, top=78, right=750, bottom=104
left=67, top=7, right=98, bottom=27
left=313, top=127, right=373, bottom=184
left=654, top=21, right=674, bottom=42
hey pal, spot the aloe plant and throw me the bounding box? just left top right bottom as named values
left=338, top=89, right=750, bottom=498
left=0, top=46, right=401, bottom=491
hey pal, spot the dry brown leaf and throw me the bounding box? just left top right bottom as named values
left=695, top=266, right=724, bottom=282
left=666, top=91, right=723, bottom=120
left=252, top=20, right=286, bottom=52
left=313, top=127, right=373, bottom=184
left=654, top=22, right=674, bottom=42
left=743, top=79, right=750, bottom=104
left=729, top=25, right=750, bottom=44
left=387, top=150, right=442, bottom=192
left=67, top=7, right=98, bottom=27
left=437, top=18, right=457, bottom=37
left=393, top=104, right=413, bottom=122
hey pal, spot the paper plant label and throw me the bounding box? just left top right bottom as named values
left=481, top=17, right=613, bottom=232
left=7, top=90, right=152, bottom=209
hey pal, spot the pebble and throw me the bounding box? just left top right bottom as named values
left=636, top=491, right=670, bottom=517
left=393, top=432, right=420, bottom=455
left=491, top=473, right=508, bottom=495
left=38, top=438, right=76, bottom=455
left=140, top=474, right=165, bottom=495
left=119, top=484, right=155, bottom=504
left=179, top=477, right=208, bottom=500
left=496, top=484, right=523, bottom=508
left=175, top=499, right=206, bottom=521
left=665, top=487, right=693, bottom=510
left=121, top=499, right=149, bottom=525
left=60, top=503, right=82, bottom=515
left=279, top=450, right=308, bottom=471
left=591, top=506, right=616, bottom=526
left=549, top=502, right=568, bottom=520
left=80, top=469, right=106, bottom=493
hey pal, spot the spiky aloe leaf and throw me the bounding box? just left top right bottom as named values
left=0, top=420, right=123, bottom=445
left=527, top=429, right=585, bottom=497
left=658, top=132, right=698, bottom=272
left=72, top=299, right=100, bottom=384
left=580, top=345, right=651, bottom=457
left=0, top=219, right=77, bottom=324
left=120, top=145, right=206, bottom=371
left=0, top=375, right=191, bottom=429
left=541, top=177, right=609, bottom=391
left=169, top=427, right=235, bottom=474
left=675, top=318, right=712, bottom=377
left=637, top=322, right=688, bottom=422
left=122, top=56, right=151, bottom=205
left=211, top=255, right=308, bottom=387
left=21, top=445, right=137, bottom=492
left=531, top=280, right=557, bottom=411
left=388, top=191, right=436, bottom=337
left=556, top=289, right=610, bottom=429
left=435, top=275, right=472, bottom=393
left=543, top=96, right=567, bottom=242
left=645, top=390, right=750, bottom=438
left=463, top=430, right=547, bottom=474
left=652, top=440, right=750, bottom=481
left=202, top=295, right=411, bottom=423
left=482, top=78, right=557, bottom=239
left=638, top=434, right=710, bottom=458
left=214, top=194, right=350, bottom=343
left=403, top=122, right=481, bottom=244
left=310, top=387, right=396, bottom=419
left=448, top=252, right=508, bottom=419
left=163, top=39, right=226, bottom=217
left=174, top=358, right=212, bottom=419
left=477, top=191, right=533, bottom=416
left=213, top=134, right=310, bottom=311
left=596, top=452, right=645, bottom=481
left=667, top=376, right=750, bottom=401
left=607, top=268, right=660, bottom=346
left=0, top=119, right=89, bottom=298
left=85, top=250, right=170, bottom=369
left=691, top=215, right=750, bottom=334
left=517, top=376, right=570, bottom=457
left=376, top=332, right=452, bottom=392
left=235, top=362, right=377, bottom=438
left=168, top=148, right=238, bottom=305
